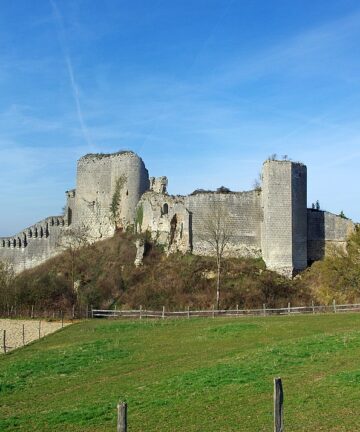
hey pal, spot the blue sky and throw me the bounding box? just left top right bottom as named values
left=1, top=0, right=360, bottom=236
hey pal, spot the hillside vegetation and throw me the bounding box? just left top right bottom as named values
left=2, top=315, right=360, bottom=431
left=0, top=227, right=360, bottom=313
left=301, top=225, right=360, bottom=303
left=0, top=232, right=308, bottom=314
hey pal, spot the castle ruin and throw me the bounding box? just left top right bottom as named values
left=0, top=151, right=354, bottom=277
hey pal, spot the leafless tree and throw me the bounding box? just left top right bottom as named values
left=0, top=260, right=15, bottom=310
left=57, top=225, right=90, bottom=293
left=252, top=171, right=262, bottom=191
left=198, top=199, right=233, bottom=309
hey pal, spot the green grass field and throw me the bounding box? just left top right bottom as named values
left=1, top=314, right=360, bottom=431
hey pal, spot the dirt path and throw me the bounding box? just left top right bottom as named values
left=0, top=319, right=70, bottom=354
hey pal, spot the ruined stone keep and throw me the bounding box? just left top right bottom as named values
left=0, top=151, right=354, bottom=277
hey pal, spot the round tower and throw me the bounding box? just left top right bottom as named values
left=73, top=151, right=149, bottom=238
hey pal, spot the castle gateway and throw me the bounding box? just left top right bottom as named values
left=0, top=151, right=354, bottom=277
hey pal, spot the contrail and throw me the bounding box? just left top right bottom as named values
left=49, top=0, right=93, bottom=148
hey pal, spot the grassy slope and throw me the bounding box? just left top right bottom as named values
left=1, top=315, right=360, bottom=431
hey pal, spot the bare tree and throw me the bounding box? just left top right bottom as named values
left=0, top=261, right=15, bottom=311
left=198, top=199, right=233, bottom=309
left=57, top=225, right=90, bottom=294
left=252, top=171, right=262, bottom=191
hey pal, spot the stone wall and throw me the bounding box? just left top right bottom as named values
left=0, top=216, right=65, bottom=273
left=307, top=210, right=355, bottom=261
left=291, top=163, right=308, bottom=271
left=138, top=189, right=262, bottom=258
left=185, top=191, right=262, bottom=258
left=261, top=160, right=307, bottom=276
left=137, top=192, right=191, bottom=253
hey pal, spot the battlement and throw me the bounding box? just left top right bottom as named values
left=0, top=216, right=65, bottom=250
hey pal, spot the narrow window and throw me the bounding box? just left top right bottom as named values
left=67, top=207, right=72, bottom=226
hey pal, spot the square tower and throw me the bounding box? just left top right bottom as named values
left=261, top=160, right=307, bottom=277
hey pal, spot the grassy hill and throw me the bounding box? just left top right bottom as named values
left=1, top=314, right=360, bottom=431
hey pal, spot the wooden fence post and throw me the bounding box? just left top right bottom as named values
left=274, top=377, right=284, bottom=432
left=117, top=401, right=127, bottom=432
left=312, top=300, right=315, bottom=314
left=187, top=306, right=190, bottom=319
left=61, top=310, right=64, bottom=328
left=38, top=320, right=41, bottom=339
left=22, top=324, right=25, bottom=346
left=139, top=305, right=142, bottom=320
left=288, top=302, right=291, bottom=315
left=162, top=306, right=165, bottom=320
left=236, top=304, right=239, bottom=316
left=333, top=299, right=337, bottom=313
left=72, top=304, right=75, bottom=320
left=31, top=304, right=34, bottom=319
left=212, top=304, right=215, bottom=319
left=263, top=303, right=266, bottom=317
left=3, top=330, right=6, bottom=354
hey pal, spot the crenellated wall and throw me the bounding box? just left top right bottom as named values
left=0, top=216, right=65, bottom=272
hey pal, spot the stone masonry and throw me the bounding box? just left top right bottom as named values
left=0, top=151, right=355, bottom=276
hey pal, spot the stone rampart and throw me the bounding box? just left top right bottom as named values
left=186, top=191, right=262, bottom=258
left=0, top=216, right=65, bottom=272
left=307, top=210, right=355, bottom=261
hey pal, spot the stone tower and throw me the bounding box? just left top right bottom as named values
left=261, top=160, right=307, bottom=277
left=72, top=151, right=149, bottom=238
